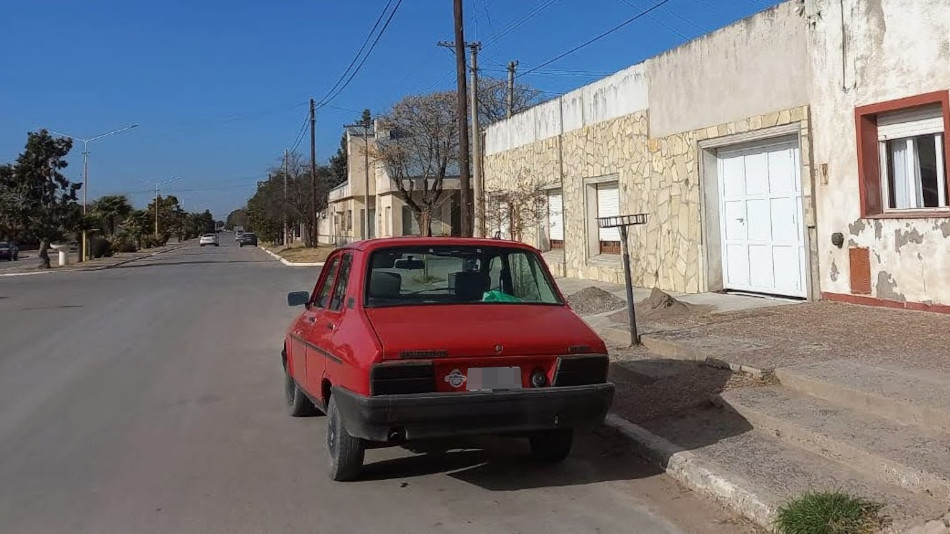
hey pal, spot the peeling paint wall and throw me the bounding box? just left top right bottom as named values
left=809, top=0, right=950, bottom=304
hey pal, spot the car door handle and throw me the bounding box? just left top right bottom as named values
left=306, top=316, right=316, bottom=323
left=326, top=323, right=336, bottom=330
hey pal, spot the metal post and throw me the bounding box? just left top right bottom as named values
left=507, top=61, right=518, bottom=118
left=310, top=98, right=317, bottom=247
left=81, top=141, right=89, bottom=262
left=469, top=42, right=483, bottom=237
left=453, top=0, right=472, bottom=236
left=283, top=150, right=289, bottom=246
left=619, top=225, right=639, bottom=345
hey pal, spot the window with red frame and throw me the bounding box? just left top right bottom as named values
left=855, top=92, right=950, bottom=217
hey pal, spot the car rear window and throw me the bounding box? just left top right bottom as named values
left=364, top=245, right=561, bottom=308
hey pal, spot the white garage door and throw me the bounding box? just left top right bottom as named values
left=718, top=140, right=806, bottom=298
left=547, top=189, right=564, bottom=241
left=596, top=183, right=620, bottom=242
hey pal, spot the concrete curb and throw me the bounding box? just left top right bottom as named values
left=603, top=413, right=777, bottom=531
left=93, top=243, right=187, bottom=271
left=639, top=333, right=771, bottom=378
left=258, top=245, right=325, bottom=267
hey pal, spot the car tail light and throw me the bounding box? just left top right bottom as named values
left=552, top=355, right=609, bottom=386
left=370, top=362, right=435, bottom=395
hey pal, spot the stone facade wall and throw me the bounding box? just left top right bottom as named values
left=484, top=106, right=815, bottom=295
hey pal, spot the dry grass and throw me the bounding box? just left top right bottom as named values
left=267, top=242, right=334, bottom=263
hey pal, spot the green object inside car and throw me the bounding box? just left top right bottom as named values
left=482, top=290, right=521, bottom=302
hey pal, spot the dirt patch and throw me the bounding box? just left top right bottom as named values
left=566, top=287, right=627, bottom=315
left=609, top=347, right=772, bottom=425
left=608, top=288, right=714, bottom=325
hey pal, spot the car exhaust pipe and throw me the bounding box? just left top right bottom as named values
left=387, top=428, right=406, bottom=443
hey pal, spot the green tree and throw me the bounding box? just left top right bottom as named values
left=225, top=208, right=248, bottom=230
left=91, top=194, right=133, bottom=237
left=7, top=130, right=80, bottom=268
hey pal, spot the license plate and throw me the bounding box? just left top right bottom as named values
left=467, top=367, right=522, bottom=391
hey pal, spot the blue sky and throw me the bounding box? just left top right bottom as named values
left=0, top=0, right=779, bottom=219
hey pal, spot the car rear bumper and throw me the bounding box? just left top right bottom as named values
left=331, top=383, right=614, bottom=442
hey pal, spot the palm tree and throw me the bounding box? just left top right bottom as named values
left=91, top=195, right=133, bottom=237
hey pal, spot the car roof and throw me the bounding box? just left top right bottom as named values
left=341, top=236, right=541, bottom=254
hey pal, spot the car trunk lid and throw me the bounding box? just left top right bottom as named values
left=365, top=304, right=604, bottom=360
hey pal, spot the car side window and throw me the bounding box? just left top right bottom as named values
left=313, top=257, right=340, bottom=309
left=329, top=253, right=352, bottom=311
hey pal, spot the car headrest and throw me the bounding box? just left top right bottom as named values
left=370, top=271, right=402, bottom=299
left=452, top=271, right=490, bottom=301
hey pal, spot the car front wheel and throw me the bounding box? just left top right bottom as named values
left=326, top=396, right=365, bottom=481
left=529, top=428, right=573, bottom=463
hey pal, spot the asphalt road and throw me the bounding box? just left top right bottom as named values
left=0, top=241, right=751, bottom=534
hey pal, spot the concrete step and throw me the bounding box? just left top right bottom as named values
left=636, top=407, right=948, bottom=532
left=719, top=386, right=950, bottom=502
left=775, top=359, right=950, bottom=435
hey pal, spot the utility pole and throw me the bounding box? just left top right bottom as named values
left=309, top=98, right=317, bottom=247
left=452, top=0, right=472, bottom=237
left=362, top=119, right=370, bottom=240
left=507, top=60, right=518, bottom=118
left=469, top=42, right=484, bottom=237
left=283, top=150, right=289, bottom=246
left=154, top=185, right=160, bottom=236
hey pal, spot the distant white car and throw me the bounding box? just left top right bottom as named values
left=199, top=233, right=219, bottom=247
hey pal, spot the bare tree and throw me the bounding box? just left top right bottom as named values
left=376, top=92, right=460, bottom=236
left=279, top=151, right=329, bottom=247
left=476, top=76, right=543, bottom=126
left=485, top=169, right=548, bottom=243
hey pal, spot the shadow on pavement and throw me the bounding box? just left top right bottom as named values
left=354, top=357, right=756, bottom=489
left=359, top=425, right=664, bottom=491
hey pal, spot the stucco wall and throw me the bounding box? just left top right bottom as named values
left=646, top=1, right=809, bottom=138
left=809, top=0, right=950, bottom=305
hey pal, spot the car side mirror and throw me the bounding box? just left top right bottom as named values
left=287, top=291, right=310, bottom=307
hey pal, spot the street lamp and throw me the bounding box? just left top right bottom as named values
left=144, top=177, right=181, bottom=236
left=49, top=124, right=139, bottom=261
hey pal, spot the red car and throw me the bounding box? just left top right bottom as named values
left=283, top=237, right=614, bottom=481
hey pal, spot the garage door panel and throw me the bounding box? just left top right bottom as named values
left=769, top=197, right=799, bottom=244
left=768, top=147, right=798, bottom=194
left=743, top=151, right=769, bottom=196
left=718, top=140, right=805, bottom=297
left=772, top=246, right=804, bottom=294
left=720, top=155, right=746, bottom=197
left=748, top=245, right=774, bottom=288
left=723, top=201, right=746, bottom=240
left=745, top=199, right=771, bottom=241
left=725, top=244, right=750, bottom=287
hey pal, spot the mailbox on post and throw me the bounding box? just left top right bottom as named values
left=596, top=213, right=648, bottom=346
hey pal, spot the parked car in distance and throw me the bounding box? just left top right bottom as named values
left=283, top=237, right=614, bottom=481
left=238, top=232, right=257, bottom=247
left=0, top=242, right=19, bottom=261
left=199, top=233, right=219, bottom=247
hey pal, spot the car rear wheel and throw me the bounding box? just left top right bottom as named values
left=529, top=428, right=573, bottom=463
left=285, top=366, right=319, bottom=417
left=326, top=396, right=365, bottom=481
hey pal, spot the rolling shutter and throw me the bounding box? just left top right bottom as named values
left=596, top=183, right=620, bottom=242
left=547, top=190, right=564, bottom=241
left=877, top=105, right=944, bottom=140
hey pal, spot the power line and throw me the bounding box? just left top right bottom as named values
left=317, top=0, right=403, bottom=108
left=315, top=0, right=395, bottom=106
left=481, top=0, right=562, bottom=49
left=520, top=0, right=674, bottom=78
left=616, top=0, right=692, bottom=39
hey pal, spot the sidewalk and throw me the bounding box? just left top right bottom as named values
left=558, top=277, right=950, bottom=533
left=0, top=242, right=187, bottom=276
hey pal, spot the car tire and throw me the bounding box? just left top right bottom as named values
left=214, top=243, right=219, bottom=247
left=529, top=428, right=573, bottom=463
left=326, top=395, right=365, bottom=481
left=285, top=366, right=319, bottom=417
